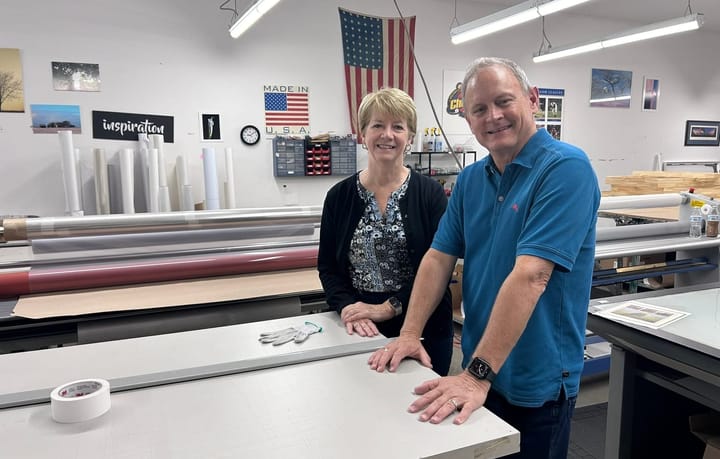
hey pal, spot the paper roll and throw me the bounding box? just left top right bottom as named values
left=159, top=186, right=171, bottom=212
left=137, top=132, right=150, bottom=152
left=181, top=184, right=194, bottom=212
left=50, top=378, right=111, bottom=423
left=224, top=147, right=236, bottom=209
left=58, top=130, right=83, bottom=216
left=120, top=148, right=135, bottom=214
left=93, top=148, right=110, bottom=215
left=148, top=148, right=160, bottom=213
left=176, top=155, right=194, bottom=211
left=202, top=147, right=220, bottom=210
left=150, top=134, right=171, bottom=211
left=138, top=134, right=151, bottom=210
left=74, top=148, right=83, bottom=214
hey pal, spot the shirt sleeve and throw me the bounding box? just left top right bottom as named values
left=517, top=153, right=599, bottom=271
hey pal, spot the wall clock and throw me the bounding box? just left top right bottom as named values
left=240, top=125, right=260, bottom=145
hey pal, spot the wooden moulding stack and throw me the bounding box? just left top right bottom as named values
left=604, top=171, right=720, bottom=198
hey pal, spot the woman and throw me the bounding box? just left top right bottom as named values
left=317, top=87, right=454, bottom=376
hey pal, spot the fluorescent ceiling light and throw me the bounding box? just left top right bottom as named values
left=534, top=13, right=703, bottom=63
left=229, top=0, right=281, bottom=39
left=589, top=95, right=631, bottom=104
left=450, top=0, right=592, bottom=44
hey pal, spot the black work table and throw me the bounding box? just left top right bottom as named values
left=587, top=285, right=720, bottom=458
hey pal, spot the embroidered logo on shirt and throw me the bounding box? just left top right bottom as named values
left=512, top=203, right=519, bottom=212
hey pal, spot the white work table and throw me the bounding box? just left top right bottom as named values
left=0, top=312, right=519, bottom=458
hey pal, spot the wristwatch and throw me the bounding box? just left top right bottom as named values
left=467, top=357, right=497, bottom=383
left=388, top=296, right=403, bottom=317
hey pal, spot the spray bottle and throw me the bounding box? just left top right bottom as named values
left=434, top=128, right=443, bottom=153
left=425, top=128, right=434, bottom=153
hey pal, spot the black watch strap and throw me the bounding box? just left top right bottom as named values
left=467, top=357, right=497, bottom=383
left=388, top=296, right=403, bottom=317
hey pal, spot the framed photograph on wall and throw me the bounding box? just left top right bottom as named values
left=642, top=77, right=659, bottom=111
left=51, top=61, right=101, bottom=92
left=536, top=88, right=565, bottom=140
left=200, top=112, right=222, bottom=141
left=30, top=104, right=81, bottom=134
left=684, top=120, right=720, bottom=146
left=589, top=68, right=632, bottom=108
left=0, top=48, right=25, bottom=112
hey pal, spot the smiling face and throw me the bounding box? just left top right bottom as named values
left=463, top=64, right=539, bottom=163
left=357, top=88, right=417, bottom=166
left=362, top=111, right=410, bottom=164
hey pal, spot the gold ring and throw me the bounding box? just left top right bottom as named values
left=448, top=398, right=459, bottom=410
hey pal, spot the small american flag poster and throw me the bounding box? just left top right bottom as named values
left=264, top=85, right=309, bottom=135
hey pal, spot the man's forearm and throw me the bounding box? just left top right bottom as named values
left=472, top=255, right=553, bottom=372
left=400, top=248, right=457, bottom=338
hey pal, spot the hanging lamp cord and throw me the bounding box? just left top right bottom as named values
left=537, top=16, right=553, bottom=55
left=219, top=0, right=239, bottom=27
left=393, top=0, right=464, bottom=169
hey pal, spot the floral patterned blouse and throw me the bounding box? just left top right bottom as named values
left=348, top=172, right=414, bottom=293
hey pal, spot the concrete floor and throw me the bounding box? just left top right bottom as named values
left=577, top=374, right=610, bottom=408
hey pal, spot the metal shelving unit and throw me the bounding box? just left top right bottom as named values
left=405, top=150, right=477, bottom=177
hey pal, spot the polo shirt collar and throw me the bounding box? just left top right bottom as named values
left=483, top=128, right=551, bottom=175
left=513, top=129, right=552, bottom=169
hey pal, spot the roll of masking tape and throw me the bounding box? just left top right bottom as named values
left=50, top=379, right=111, bottom=423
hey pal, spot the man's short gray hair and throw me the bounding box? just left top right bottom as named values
left=462, top=57, right=532, bottom=97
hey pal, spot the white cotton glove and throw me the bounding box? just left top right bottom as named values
left=258, top=321, right=322, bottom=346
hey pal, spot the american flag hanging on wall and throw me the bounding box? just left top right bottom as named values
left=338, top=8, right=415, bottom=139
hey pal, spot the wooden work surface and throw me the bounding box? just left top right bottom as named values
left=12, top=268, right=322, bottom=319
left=604, top=171, right=720, bottom=197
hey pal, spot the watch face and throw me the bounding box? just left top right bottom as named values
left=388, top=297, right=402, bottom=316
left=241, top=125, right=260, bottom=145
left=468, top=357, right=496, bottom=382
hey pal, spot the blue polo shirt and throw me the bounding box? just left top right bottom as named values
left=432, top=129, right=600, bottom=407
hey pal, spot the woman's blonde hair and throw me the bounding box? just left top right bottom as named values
left=357, top=87, right=417, bottom=139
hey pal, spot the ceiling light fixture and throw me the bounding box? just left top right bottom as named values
left=229, top=0, right=282, bottom=39
left=533, top=13, right=703, bottom=62
left=450, top=0, right=592, bottom=45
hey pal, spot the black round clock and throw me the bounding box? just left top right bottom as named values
left=240, top=125, right=260, bottom=145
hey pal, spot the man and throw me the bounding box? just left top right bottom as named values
left=368, top=57, right=600, bottom=458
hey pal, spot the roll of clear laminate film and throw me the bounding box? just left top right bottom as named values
left=50, top=379, right=111, bottom=423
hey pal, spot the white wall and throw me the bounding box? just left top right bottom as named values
left=1, top=0, right=719, bottom=217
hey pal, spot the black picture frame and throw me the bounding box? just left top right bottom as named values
left=200, top=113, right=222, bottom=141
left=684, top=120, right=720, bottom=146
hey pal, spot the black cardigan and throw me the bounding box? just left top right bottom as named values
left=317, top=169, right=453, bottom=339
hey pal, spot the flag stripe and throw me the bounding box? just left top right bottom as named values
left=408, top=18, right=415, bottom=92
left=387, top=19, right=394, bottom=89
